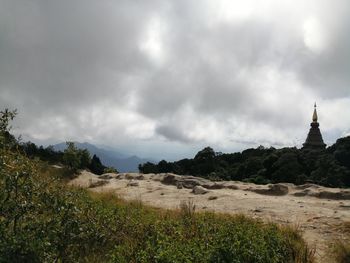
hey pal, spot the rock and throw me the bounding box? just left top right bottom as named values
left=88, top=180, right=109, bottom=188
left=99, top=174, right=113, bottom=180
left=251, top=184, right=289, bottom=196
left=311, top=190, right=350, bottom=200
left=192, top=186, right=209, bottom=195
left=149, top=173, right=162, bottom=181
left=127, top=180, right=139, bottom=187
left=125, top=173, right=145, bottom=180
left=202, top=183, right=225, bottom=189
left=226, top=184, right=239, bottom=190
left=182, top=178, right=205, bottom=189
left=208, top=196, right=218, bottom=200
left=136, top=174, right=145, bottom=180
left=293, top=189, right=310, bottom=197
left=161, top=173, right=180, bottom=185
left=295, top=183, right=320, bottom=190
left=176, top=182, right=183, bottom=189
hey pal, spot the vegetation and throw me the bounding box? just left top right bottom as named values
left=0, top=109, right=317, bottom=262
left=331, top=222, right=350, bottom=263
left=21, top=139, right=117, bottom=175
left=139, top=143, right=350, bottom=188
left=333, top=241, right=350, bottom=263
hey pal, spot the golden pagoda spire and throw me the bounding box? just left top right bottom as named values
left=312, top=102, right=318, bottom=122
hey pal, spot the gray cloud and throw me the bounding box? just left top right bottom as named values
left=0, top=0, right=350, bottom=159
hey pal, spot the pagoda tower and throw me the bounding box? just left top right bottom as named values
left=303, top=103, right=326, bottom=149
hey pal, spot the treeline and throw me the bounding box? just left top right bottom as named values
left=139, top=139, right=350, bottom=188
left=20, top=141, right=117, bottom=175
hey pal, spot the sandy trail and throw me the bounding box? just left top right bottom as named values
left=70, top=171, right=350, bottom=262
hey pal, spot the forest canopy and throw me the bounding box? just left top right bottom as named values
left=139, top=142, right=350, bottom=188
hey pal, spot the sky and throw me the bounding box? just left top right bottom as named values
left=1, top=0, right=350, bottom=160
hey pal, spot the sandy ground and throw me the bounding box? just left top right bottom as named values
left=69, top=171, right=350, bottom=262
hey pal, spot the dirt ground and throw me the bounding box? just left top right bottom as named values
left=70, top=171, right=350, bottom=262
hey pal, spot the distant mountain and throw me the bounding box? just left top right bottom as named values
left=53, top=142, right=155, bottom=172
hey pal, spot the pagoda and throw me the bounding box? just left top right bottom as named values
left=303, top=103, right=326, bottom=149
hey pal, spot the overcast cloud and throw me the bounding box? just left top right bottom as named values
left=1, top=0, right=350, bottom=160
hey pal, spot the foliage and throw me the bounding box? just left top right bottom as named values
left=0, top=109, right=17, bottom=148
left=103, top=166, right=118, bottom=174
left=21, top=140, right=112, bottom=175
left=63, top=141, right=82, bottom=171
left=331, top=241, right=350, bottom=263
left=89, top=154, right=106, bottom=175
left=140, top=142, right=350, bottom=188
left=329, top=222, right=350, bottom=263
left=110, top=211, right=314, bottom=263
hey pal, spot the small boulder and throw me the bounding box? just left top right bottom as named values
left=312, top=190, right=350, bottom=200
left=127, top=180, right=139, bottom=187
left=176, top=182, right=183, bottom=189
left=161, top=173, right=180, bottom=185
left=202, top=183, right=224, bottom=189
left=251, top=184, right=289, bottom=196
left=99, top=174, right=113, bottom=180
left=192, top=186, right=209, bottom=195
left=226, top=184, right=239, bottom=190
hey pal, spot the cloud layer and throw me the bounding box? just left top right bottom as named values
left=1, top=0, right=350, bottom=159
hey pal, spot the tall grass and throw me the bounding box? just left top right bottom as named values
left=329, top=222, right=350, bottom=263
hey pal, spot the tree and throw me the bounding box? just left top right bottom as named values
left=270, top=151, right=304, bottom=184
left=194, top=147, right=216, bottom=161
left=332, top=136, right=350, bottom=168
left=63, top=142, right=81, bottom=171
left=78, top=149, right=91, bottom=169
left=0, top=109, right=17, bottom=147
left=88, top=154, right=105, bottom=175
left=138, top=162, right=158, bottom=174
left=158, top=160, right=171, bottom=173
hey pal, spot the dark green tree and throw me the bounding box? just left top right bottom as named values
left=78, top=148, right=91, bottom=169
left=63, top=142, right=81, bottom=171
left=89, top=154, right=105, bottom=175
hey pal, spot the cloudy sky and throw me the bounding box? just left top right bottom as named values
left=1, top=0, right=350, bottom=160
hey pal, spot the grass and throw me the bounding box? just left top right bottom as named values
left=329, top=222, right=350, bottom=263
left=91, top=191, right=315, bottom=263
left=333, top=241, right=350, bottom=263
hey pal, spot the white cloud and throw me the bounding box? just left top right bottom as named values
left=303, top=16, right=328, bottom=53
left=139, top=16, right=166, bottom=64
